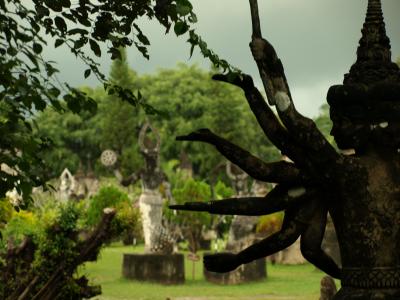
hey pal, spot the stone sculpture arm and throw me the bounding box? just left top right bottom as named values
left=211, top=73, right=313, bottom=172
left=119, top=172, right=140, bottom=187
left=203, top=199, right=317, bottom=273
left=177, top=128, right=304, bottom=184
left=300, top=203, right=341, bottom=279
left=170, top=184, right=310, bottom=216
left=247, top=0, right=340, bottom=171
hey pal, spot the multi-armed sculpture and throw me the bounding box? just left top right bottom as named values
left=171, top=0, right=400, bottom=298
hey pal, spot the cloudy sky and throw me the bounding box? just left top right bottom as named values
left=45, top=0, right=400, bottom=117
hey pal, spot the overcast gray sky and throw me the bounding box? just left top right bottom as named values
left=44, top=0, right=400, bottom=117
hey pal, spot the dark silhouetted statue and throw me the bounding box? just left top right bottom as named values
left=171, top=0, right=400, bottom=298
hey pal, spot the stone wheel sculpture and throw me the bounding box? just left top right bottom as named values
left=100, top=149, right=117, bottom=167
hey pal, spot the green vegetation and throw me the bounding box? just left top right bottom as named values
left=82, top=244, right=339, bottom=300
left=35, top=59, right=280, bottom=179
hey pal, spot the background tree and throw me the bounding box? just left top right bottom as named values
left=34, top=90, right=101, bottom=178
left=1, top=0, right=227, bottom=202
left=141, top=63, right=279, bottom=177
left=314, top=104, right=334, bottom=145
left=94, top=48, right=143, bottom=176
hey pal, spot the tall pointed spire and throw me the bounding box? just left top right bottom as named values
left=356, top=0, right=391, bottom=63
left=344, top=0, right=398, bottom=84
left=327, top=0, right=400, bottom=150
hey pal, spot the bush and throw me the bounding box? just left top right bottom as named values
left=0, top=201, right=116, bottom=299
left=256, top=212, right=284, bottom=237
left=0, top=198, right=13, bottom=229
left=1, top=209, right=40, bottom=246
left=171, top=178, right=212, bottom=253
left=86, top=186, right=130, bottom=226
left=86, top=186, right=141, bottom=241
left=115, top=202, right=142, bottom=244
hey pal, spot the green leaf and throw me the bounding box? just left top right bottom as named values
left=33, top=43, right=43, bottom=54
left=84, top=69, right=91, bottom=78
left=55, top=39, right=64, bottom=48
left=49, top=87, right=61, bottom=97
left=89, top=39, right=101, bottom=57
left=45, top=63, right=58, bottom=77
left=174, top=21, right=189, bottom=36
left=109, top=47, right=121, bottom=60
left=54, top=16, right=67, bottom=33
left=176, top=2, right=192, bottom=16
left=35, top=4, right=50, bottom=17
left=68, top=28, right=88, bottom=35
left=60, top=0, right=71, bottom=8
left=44, top=0, right=62, bottom=12
left=74, top=37, right=87, bottom=49
left=7, top=46, right=18, bottom=56
left=188, top=12, right=197, bottom=23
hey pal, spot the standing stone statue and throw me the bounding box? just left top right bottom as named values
left=103, top=122, right=168, bottom=253
left=58, top=168, right=76, bottom=202
left=225, top=162, right=258, bottom=252
left=320, top=276, right=337, bottom=300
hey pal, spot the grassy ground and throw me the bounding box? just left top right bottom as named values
left=81, top=244, right=339, bottom=300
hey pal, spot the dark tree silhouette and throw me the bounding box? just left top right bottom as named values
left=171, top=0, right=400, bottom=298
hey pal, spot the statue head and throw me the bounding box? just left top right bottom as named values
left=139, top=121, right=161, bottom=170
left=327, top=0, right=400, bottom=152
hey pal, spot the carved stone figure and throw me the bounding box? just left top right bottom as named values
left=171, top=0, right=400, bottom=298
left=225, top=162, right=258, bottom=252
left=58, top=168, right=76, bottom=202
left=110, top=122, right=169, bottom=253
left=320, top=276, right=337, bottom=300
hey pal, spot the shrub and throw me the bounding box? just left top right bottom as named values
left=256, top=212, right=284, bottom=237
left=86, top=186, right=141, bottom=241
left=1, top=209, right=40, bottom=246
left=171, top=178, right=212, bottom=253
left=0, top=201, right=115, bottom=299
left=86, top=186, right=130, bottom=226
left=0, top=198, right=13, bottom=229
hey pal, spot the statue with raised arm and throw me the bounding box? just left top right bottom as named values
left=102, top=122, right=169, bottom=252
left=171, top=0, right=400, bottom=298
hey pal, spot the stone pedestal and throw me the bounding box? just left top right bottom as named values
left=138, top=190, right=163, bottom=252
left=203, top=253, right=266, bottom=284
left=122, top=253, right=184, bottom=284
left=279, top=238, right=306, bottom=265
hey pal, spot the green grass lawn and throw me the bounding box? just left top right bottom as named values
left=81, top=244, right=339, bottom=300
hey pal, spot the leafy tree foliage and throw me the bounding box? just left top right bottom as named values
left=142, top=63, right=280, bottom=176
left=2, top=0, right=238, bottom=203
left=34, top=91, right=101, bottom=178
left=170, top=177, right=212, bottom=253
left=35, top=61, right=280, bottom=179
left=314, top=103, right=334, bottom=145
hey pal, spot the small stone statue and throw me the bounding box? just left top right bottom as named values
left=225, top=162, right=258, bottom=252
left=58, top=168, right=76, bottom=202
left=320, top=276, right=337, bottom=300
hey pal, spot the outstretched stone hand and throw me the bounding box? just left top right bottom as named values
left=169, top=202, right=210, bottom=212
left=204, top=253, right=240, bottom=273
